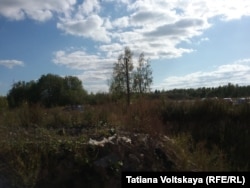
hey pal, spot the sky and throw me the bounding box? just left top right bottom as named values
left=1, top=0, right=250, bottom=96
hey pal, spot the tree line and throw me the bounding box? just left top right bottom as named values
left=157, top=83, right=250, bottom=100
left=6, top=47, right=153, bottom=108
left=6, top=46, right=250, bottom=108
left=7, top=74, right=88, bottom=108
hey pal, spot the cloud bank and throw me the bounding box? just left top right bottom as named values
left=2, top=0, right=249, bottom=58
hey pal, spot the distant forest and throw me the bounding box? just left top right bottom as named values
left=157, top=83, right=250, bottom=100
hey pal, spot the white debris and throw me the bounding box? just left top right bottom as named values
left=108, top=134, right=117, bottom=142
left=88, top=135, right=116, bottom=147
left=88, top=134, right=132, bottom=147
left=117, top=136, right=132, bottom=144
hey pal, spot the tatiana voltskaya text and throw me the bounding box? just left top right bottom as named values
left=126, top=176, right=203, bottom=185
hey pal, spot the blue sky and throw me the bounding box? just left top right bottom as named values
left=1, top=0, right=250, bottom=96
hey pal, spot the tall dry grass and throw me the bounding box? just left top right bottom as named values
left=0, top=97, right=249, bottom=187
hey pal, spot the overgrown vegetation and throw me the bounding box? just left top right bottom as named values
left=0, top=94, right=249, bottom=187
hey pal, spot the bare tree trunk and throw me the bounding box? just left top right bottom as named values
left=125, top=57, right=130, bottom=105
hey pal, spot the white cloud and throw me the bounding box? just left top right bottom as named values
left=53, top=49, right=115, bottom=93
left=130, top=10, right=165, bottom=26
left=155, top=59, right=250, bottom=90
left=0, top=0, right=76, bottom=22
left=99, top=43, right=124, bottom=58
left=112, top=16, right=129, bottom=28
left=144, top=18, right=209, bottom=38
left=109, top=0, right=250, bottom=60
left=77, top=0, right=100, bottom=16
left=53, top=50, right=114, bottom=70
left=57, top=14, right=111, bottom=42
left=56, top=0, right=111, bottom=43
left=2, top=0, right=250, bottom=57
left=204, top=0, right=250, bottom=21
left=76, top=71, right=111, bottom=93
left=0, top=59, right=24, bottom=68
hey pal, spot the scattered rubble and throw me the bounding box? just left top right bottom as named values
left=88, top=134, right=131, bottom=147
left=85, top=130, right=188, bottom=173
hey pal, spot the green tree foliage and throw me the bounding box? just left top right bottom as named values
left=7, top=81, right=31, bottom=107
left=132, top=53, right=153, bottom=93
left=7, top=74, right=87, bottom=108
left=109, top=47, right=134, bottom=104
left=109, top=47, right=153, bottom=103
left=61, top=76, right=87, bottom=105
left=37, top=74, right=64, bottom=107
